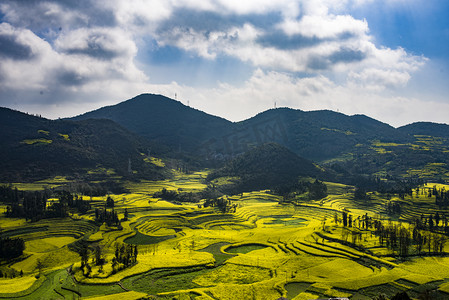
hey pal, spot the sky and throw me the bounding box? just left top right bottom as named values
left=0, top=0, right=448, bottom=127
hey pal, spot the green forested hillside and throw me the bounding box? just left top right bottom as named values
left=4, top=94, right=449, bottom=183
left=398, top=121, right=449, bottom=138
left=0, top=107, right=167, bottom=181
left=69, top=93, right=449, bottom=182
left=208, top=143, right=328, bottom=192
left=234, top=108, right=411, bottom=161
left=71, top=94, right=234, bottom=153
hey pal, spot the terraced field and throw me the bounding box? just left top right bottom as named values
left=2, top=177, right=449, bottom=299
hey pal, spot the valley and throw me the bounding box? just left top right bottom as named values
left=1, top=94, right=449, bottom=299
left=2, top=172, right=449, bottom=299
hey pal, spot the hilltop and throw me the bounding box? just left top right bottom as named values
left=71, top=94, right=233, bottom=153
left=72, top=94, right=412, bottom=162
left=208, top=142, right=329, bottom=192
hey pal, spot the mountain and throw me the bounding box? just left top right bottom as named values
left=67, top=93, right=449, bottom=182
left=0, top=107, right=167, bottom=182
left=398, top=122, right=449, bottom=138
left=72, top=93, right=413, bottom=162
left=208, top=143, right=328, bottom=192
left=224, top=108, right=412, bottom=161
left=71, top=94, right=234, bottom=153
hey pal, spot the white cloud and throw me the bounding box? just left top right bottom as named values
left=150, top=69, right=449, bottom=127
left=0, top=22, right=147, bottom=107
left=278, top=14, right=368, bottom=38
left=0, top=0, right=442, bottom=128
left=348, top=68, right=411, bottom=91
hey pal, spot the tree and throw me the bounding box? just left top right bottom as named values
left=435, top=212, right=440, bottom=227
left=308, top=180, right=327, bottom=200
left=36, top=259, right=44, bottom=276
left=342, top=211, right=348, bottom=227
left=354, top=187, right=368, bottom=200
left=0, top=236, right=25, bottom=259
left=429, top=215, right=434, bottom=230
left=80, top=243, right=89, bottom=273
left=94, top=245, right=104, bottom=266
left=106, top=196, right=114, bottom=208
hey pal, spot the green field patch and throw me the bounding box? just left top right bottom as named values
left=224, top=243, right=269, bottom=254
left=21, top=138, right=52, bottom=145
left=210, top=176, right=240, bottom=186
left=149, top=157, right=165, bottom=167
left=371, top=141, right=406, bottom=147
left=25, top=236, right=76, bottom=253
left=261, top=215, right=307, bottom=226
left=1, top=226, right=48, bottom=239
left=198, top=242, right=233, bottom=265
left=321, top=127, right=355, bottom=135
left=284, top=282, right=312, bottom=299
left=61, top=279, right=125, bottom=298
left=208, top=224, right=251, bottom=230
left=58, top=133, right=70, bottom=141
left=0, top=269, right=66, bottom=299
left=124, top=231, right=176, bottom=245
left=193, top=263, right=271, bottom=286
left=87, top=167, right=116, bottom=175
left=37, top=130, right=49, bottom=135
left=83, top=291, right=149, bottom=300
left=406, top=163, right=448, bottom=179
left=357, top=283, right=405, bottom=299
left=122, top=266, right=208, bottom=294
left=371, top=147, right=392, bottom=154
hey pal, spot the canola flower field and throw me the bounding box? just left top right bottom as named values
left=2, top=172, right=449, bottom=299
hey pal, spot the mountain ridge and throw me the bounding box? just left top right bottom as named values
left=3, top=93, right=449, bottom=182
left=71, top=94, right=234, bottom=153
left=71, top=93, right=416, bottom=161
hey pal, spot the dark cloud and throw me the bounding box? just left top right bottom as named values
left=257, top=31, right=323, bottom=50
left=64, top=47, right=118, bottom=60
left=307, top=48, right=367, bottom=70
left=63, top=38, right=119, bottom=60
left=157, top=8, right=281, bottom=34
left=0, top=34, right=33, bottom=60
left=329, top=48, right=366, bottom=64
left=307, top=56, right=330, bottom=70
left=0, top=0, right=116, bottom=32
left=257, top=30, right=360, bottom=50
left=56, top=70, right=87, bottom=86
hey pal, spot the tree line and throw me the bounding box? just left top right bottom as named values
left=273, top=179, right=328, bottom=202
left=78, top=242, right=137, bottom=277
left=0, top=236, right=25, bottom=259
left=201, top=197, right=237, bottom=213
left=1, top=184, right=91, bottom=221
left=338, top=211, right=448, bottom=257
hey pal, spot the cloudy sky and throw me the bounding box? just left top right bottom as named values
left=1, top=0, right=448, bottom=127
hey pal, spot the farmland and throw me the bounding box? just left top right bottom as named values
left=1, top=172, right=449, bottom=300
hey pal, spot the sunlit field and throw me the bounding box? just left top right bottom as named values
left=2, top=174, right=449, bottom=299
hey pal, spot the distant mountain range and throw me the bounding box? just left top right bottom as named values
left=2, top=93, right=449, bottom=182
left=69, top=93, right=449, bottom=182
left=72, top=94, right=413, bottom=160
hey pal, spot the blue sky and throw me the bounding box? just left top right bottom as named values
left=0, top=0, right=448, bottom=127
